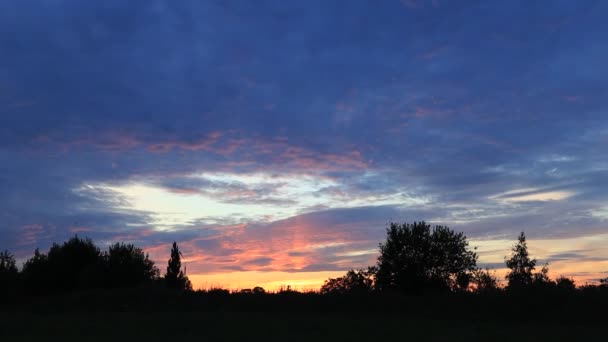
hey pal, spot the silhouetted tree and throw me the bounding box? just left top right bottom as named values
left=104, top=243, right=160, bottom=288
left=21, top=248, right=50, bottom=294
left=375, top=221, right=478, bottom=293
left=320, top=267, right=376, bottom=295
left=165, top=242, right=192, bottom=291
left=555, top=276, right=576, bottom=292
left=46, top=235, right=104, bottom=291
left=505, top=232, right=536, bottom=291
left=599, top=277, right=608, bottom=288
left=531, top=263, right=555, bottom=290
left=252, top=286, right=266, bottom=294
left=472, top=267, right=500, bottom=293
left=0, top=250, right=18, bottom=294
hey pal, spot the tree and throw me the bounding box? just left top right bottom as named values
left=472, top=268, right=500, bottom=293
left=104, top=243, right=159, bottom=288
left=505, top=232, right=536, bottom=290
left=0, top=250, right=19, bottom=294
left=0, top=250, right=18, bottom=275
left=46, top=235, right=104, bottom=291
left=165, top=242, right=192, bottom=291
left=555, top=276, right=576, bottom=292
left=375, top=221, right=478, bottom=293
left=252, top=286, right=266, bottom=294
left=532, top=263, right=554, bottom=287
left=21, top=248, right=50, bottom=294
left=320, top=267, right=376, bottom=295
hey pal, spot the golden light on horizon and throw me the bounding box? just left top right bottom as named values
left=188, top=271, right=346, bottom=291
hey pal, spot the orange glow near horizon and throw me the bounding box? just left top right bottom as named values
left=186, top=263, right=606, bottom=292
left=66, top=167, right=608, bottom=292
left=175, top=234, right=608, bottom=291
left=188, top=271, right=346, bottom=291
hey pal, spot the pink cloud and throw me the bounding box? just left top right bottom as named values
left=142, top=214, right=379, bottom=279
left=401, top=0, right=439, bottom=10
left=147, top=131, right=224, bottom=153
left=70, top=226, right=94, bottom=233
left=565, top=96, right=582, bottom=102
left=277, top=146, right=368, bottom=172
left=17, top=224, right=46, bottom=247
left=417, top=45, right=449, bottom=60
left=399, top=106, right=452, bottom=120
left=401, top=0, right=419, bottom=9
left=32, top=129, right=369, bottom=174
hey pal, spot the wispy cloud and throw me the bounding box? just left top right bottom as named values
left=1, top=0, right=607, bottom=288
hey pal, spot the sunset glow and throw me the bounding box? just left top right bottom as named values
left=2, top=0, right=607, bottom=290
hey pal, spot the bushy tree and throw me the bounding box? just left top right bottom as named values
left=472, top=267, right=500, bottom=293
left=505, top=232, right=536, bottom=290
left=0, top=250, right=19, bottom=294
left=532, top=264, right=555, bottom=288
left=21, top=248, right=50, bottom=294
left=46, top=235, right=104, bottom=291
left=555, top=276, right=576, bottom=292
left=375, top=221, right=478, bottom=293
left=165, top=242, right=192, bottom=291
left=320, top=267, right=376, bottom=295
left=104, top=243, right=159, bottom=288
left=0, top=250, right=18, bottom=275
left=252, top=286, right=266, bottom=294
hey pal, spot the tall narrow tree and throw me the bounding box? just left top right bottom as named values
left=165, top=242, right=192, bottom=291
left=505, top=232, right=536, bottom=290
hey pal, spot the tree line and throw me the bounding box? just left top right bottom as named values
left=1, top=221, right=607, bottom=298
left=0, top=236, right=191, bottom=295
left=320, top=222, right=607, bottom=295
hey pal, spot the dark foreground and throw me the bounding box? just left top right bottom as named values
left=1, top=290, right=606, bottom=341
left=1, top=311, right=604, bottom=342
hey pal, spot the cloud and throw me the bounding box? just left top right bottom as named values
left=1, top=0, right=608, bottom=288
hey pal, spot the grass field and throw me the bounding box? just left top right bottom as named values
left=1, top=289, right=606, bottom=341
left=0, top=311, right=604, bottom=342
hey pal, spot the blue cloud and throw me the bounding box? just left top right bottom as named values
left=1, top=1, right=607, bottom=281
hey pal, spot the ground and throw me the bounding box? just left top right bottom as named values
left=1, top=312, right=603, bottom=341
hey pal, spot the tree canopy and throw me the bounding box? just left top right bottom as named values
left=21, top=248, right=50, bottom=294
left=471, top=268, right=499, bottom=293
left=46, top=236, right=104, bottom=291
left=13, top=236, right=182, bottom=294
left=105, top=242, right=160, bottom=288
left=375, top=221, right=478, bottom=293
left=0, top=250, right=19, bottom=294
left=320, top=267, right=376, bottom=295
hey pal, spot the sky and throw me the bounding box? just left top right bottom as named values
left=1, top=0, right=607, bottom=290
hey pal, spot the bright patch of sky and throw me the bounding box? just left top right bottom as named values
left=489, top=188, right=574, bottom=203
left=77, top=171, right=429, bottom=230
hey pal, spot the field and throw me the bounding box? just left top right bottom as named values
left=0, top=311, right=604, bottom=341
left=1, top=289, right=606, bottom=341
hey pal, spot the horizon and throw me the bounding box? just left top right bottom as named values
left=1, top=0, right=607, bottom=290
left=10, top=231, right=605, bottom=292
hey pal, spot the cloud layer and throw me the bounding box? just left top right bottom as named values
left=1, top=0, right=607, bottom=289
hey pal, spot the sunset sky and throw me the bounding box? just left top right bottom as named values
left=1, top=0, right=607, bottom=290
